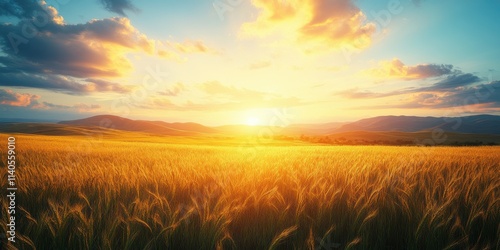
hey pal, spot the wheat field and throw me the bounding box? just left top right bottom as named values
left=1, top=134, right=499, bottom=249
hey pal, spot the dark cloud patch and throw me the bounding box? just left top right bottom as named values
left=0, top=88, right=19, bottom=102
left=338, top=73, right=482, bottom=99
left=0, top=0, right=60, bottom=20
left=368, top=59, right=456, bottom=80
left=0, top=88, right=39, bottom=106
left=0, top=16, right=153, bottom=78
left=0, top=2, right=152, bottom=96
left=100, top=0, right=139, bottom=16
left=423, top=81, right=500, bottom=109
left=0, top=73, right=133, bottom=94
left=384, top=81, right=500, bottom=110
left=0, top=1, right=216, bottom=98
left=419, top=73, right=481, bottom=91
left=0, top=88, right=102, bottom=113
left=0, top=1, right=155, bottom=97
left=407, top=63, right=454, bottom=79
left=351, top=81, right=500, bottom=110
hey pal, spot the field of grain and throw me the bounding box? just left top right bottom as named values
left=1, top=134, right=499, bottom=249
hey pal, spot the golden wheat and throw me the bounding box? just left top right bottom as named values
left=1, top=134, right=499, bottom=249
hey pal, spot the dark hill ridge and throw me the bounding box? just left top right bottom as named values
left=2, top=114, right=499, bottom=145
left=333, top=115, right=500, bottom=134
left=0, top=123, right=121, bottom=136
left=58, top=115, right=217, bottom=135
left=1, top=114, right=495, bottom=136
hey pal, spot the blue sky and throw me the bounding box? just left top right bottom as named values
left=0, top=0, right=499, bottom=125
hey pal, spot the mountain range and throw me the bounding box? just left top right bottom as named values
left=333, top=115, right=500, bottom=134
left=58, top=115, right=217, bottom=136
left=1, top=114, right=499, bottom=137
left=58, top=114, right=500, bottom=135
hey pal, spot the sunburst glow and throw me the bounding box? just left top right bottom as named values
left=245, top=116, right=261, bottom=126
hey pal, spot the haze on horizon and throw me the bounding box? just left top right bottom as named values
left=0, top=0, right=499, bottom=126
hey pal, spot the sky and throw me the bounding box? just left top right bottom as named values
left=0, top=0, right=499, bottom=125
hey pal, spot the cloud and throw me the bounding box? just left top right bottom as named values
left=337, top=88, right=396, bottom=99
left=346, top=79, right=500, bottom=111
left=0, top=88, right=39, bottom=107
left=0, top=88, right=102, bottom=112
left=155, top=40, right=217, bottom=60
left=338, top=73, right=483, bottom=99
left=0, top=6, right=216, bottom=77
left=0, top=73, right=133, bottom=95
left=158, top=82, right=186, bottom=96
left=100, top=0, right=139, bottom=16
left=199, top=81, right=269, bottom=101
left=0, top=1, right=217, bottom=96
left=366, top=58, right=455, bottom=80
left=194, top=81, right=303, bottom=110
left=401, top=81, right=500, bottom=109
left=419, top=73, right=481, bottom=91
left=241, top=0, right=376, bottom=52
left=138, top=97, right=303, bottom=112
left=0, top=16, right=155, bottom=78
left=166, top=40, right=215, bottom=54
left=249, top=61, right=272, bottom=70
left=135, top=81, right=304, bottom=111
left=0, top=0, right=64, bottom=24
left=41, top=102, right=102, bottom=112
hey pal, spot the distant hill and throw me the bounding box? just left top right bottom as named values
left=0, top=123, right=121, bottom=136
left=334, top=115, right=500, bottom=134
left=59, top=115, right=217, bottom=136
left=2, top=114, right=499, bottom=142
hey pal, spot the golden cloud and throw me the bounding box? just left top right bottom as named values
left=0, top=89, right=40, bottom=107
left=366, top=58, right=455, bottom=80
left=0, top=88, right=102, bottom=112
left=241, top=0, right=376, bottom=52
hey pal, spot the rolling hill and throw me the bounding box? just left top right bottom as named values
left=58, top=115, right=217, bottom=136
left=333, top=115, right=500, bottom=134
left=0, top=123, right=121, bottom=136
left=1, top=114, right=499, bottom=146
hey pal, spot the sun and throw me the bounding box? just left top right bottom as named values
left=245, top=116, right=261, bottom=126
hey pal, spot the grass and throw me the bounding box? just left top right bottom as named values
left=1, top=134, right=499, bottom=249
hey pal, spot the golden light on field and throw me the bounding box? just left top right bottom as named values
left=1, top=0, right=499, bottom=249
left=3, top=134, right=499, bottom=249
